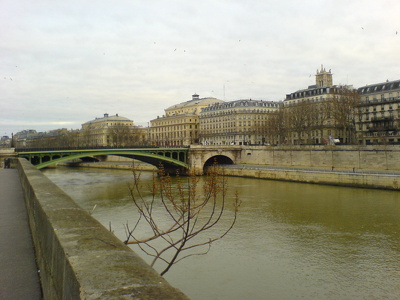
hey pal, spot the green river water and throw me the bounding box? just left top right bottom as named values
left=43, top=167, right=400, bottom=300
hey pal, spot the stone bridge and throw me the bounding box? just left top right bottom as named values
left=188, top=145, right=242, bottom=174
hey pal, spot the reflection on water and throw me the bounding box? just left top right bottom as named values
left=43, top=167, right=400, bottom=300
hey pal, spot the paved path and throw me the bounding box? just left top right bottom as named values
left=0, top=169, right=42, bottom=300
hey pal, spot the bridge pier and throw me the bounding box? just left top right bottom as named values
left=188, top=145, right=241, bottom=175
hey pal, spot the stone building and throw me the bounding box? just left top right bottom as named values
left=149, top=94, right=224, bottom=146
left=14, top=130, right=38, bottom=148
left=13, top=114, right=145, bottom=149
left=284, top=66, right=334, bottom=107
left=283, top=66, right=358, bottom=145
left=199, top=99, right=280, bottom=145
left=26, top=128, right=69, bottom=148
left=0, top=136, right=11, bottom=148
left=356, top=79, right=400, bottom=145
left=80, top=113, right=143, bottom=147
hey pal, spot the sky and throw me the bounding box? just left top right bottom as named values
left=1, top=0, right=399, bottom=136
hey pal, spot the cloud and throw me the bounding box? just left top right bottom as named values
left=1, top=0, right=400, bottom=136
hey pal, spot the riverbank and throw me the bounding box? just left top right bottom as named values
left=61, top=161, right=400, bottom=191
left=42, top=165, right=400, bottom=300
left=222, top=164, right=400, bottom=191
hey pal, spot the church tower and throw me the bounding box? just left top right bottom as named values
left=315, top=65, right=333, bottom=87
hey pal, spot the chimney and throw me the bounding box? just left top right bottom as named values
left=104, top=113, right=109, bottom=118
left=192, top=94, right=199, bottom=100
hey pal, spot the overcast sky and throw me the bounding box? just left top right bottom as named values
left=1, top=0, right=399, bottom=136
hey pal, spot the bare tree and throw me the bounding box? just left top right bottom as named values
left=328, top=87, right=361, bottom=143
left=124, top=162, right=240, bottom=276
left=265, top=109, right=288, bottom=145
left=285, top=102, right=312, bottom=144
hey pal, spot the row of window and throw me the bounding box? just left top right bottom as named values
left=362, top=93, right=400, bottom=102
left=201, top=114, right=270, bottom=123
left=200, top=108, right=276, bottom=117
left=151, top=125, right=197, bottom=132
left=151, top=131, right=194, bottom=139
left=286, top=88, right=330, bottom=100
left=359, top=111, right=400, bottom=121
left=200, top=120, right=269, bottom=129
left=359, top=104, right=398, bottom=112
left=359, top=82, right=400, bottom=94
left=152, top=118, right=195, bottom=126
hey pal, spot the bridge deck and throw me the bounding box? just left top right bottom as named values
left=18, top=147, right=189, bottom=170
left=0, top=169, right=42, bottom=299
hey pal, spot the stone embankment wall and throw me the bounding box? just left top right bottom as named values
left=223, top=166, right=400, bottom=190
left=238, top=145, right=400, bottom=170
left=14, top=158, right=188, bottom=300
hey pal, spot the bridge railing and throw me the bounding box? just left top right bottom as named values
left=15, top=145, right=158, bottom=152
left=16, top=145, right=191, bottom=153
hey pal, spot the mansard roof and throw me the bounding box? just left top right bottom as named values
left=357, top=80, right=400, bottom=94
left=201, top=99, right=279, bottom=112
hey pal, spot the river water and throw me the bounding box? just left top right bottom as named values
left=42, top=167, right=400, bottom=300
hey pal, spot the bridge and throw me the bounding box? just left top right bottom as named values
left=17, top=148, right=189, bottom=170
left=16, top=146, right=242, bottom=174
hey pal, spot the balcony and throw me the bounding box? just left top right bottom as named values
left=371, top=116, right=394, bottom=122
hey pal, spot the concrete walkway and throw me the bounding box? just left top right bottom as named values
left=0, top=169, right=42, bottom=299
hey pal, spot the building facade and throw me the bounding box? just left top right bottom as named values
left=283, top=66, right=358, bottom=145
left=80, top=113, right=144, bottom=147
left=356, top=80, right=400, bottom=145
left=149, top=94, right=224, bottom=146
left=14, top=130, right=38, bottom=148
left=0, top=136, right=11, bottom=148
left=13, top=114, right=146, bottom=149
left=199, top=99, right=280, bottom=145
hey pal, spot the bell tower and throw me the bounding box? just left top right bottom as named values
left=315, top=65, right=333, bottom=87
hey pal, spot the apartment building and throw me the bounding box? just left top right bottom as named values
left=199, top=99, right=280, bottom=145
left=283, top=66, right=358, bottom=144
left=149, top=94, right=224, bottom=146
left=356, top=80, right=400, bottom=145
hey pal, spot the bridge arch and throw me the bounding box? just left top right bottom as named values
left=202, top=155, right=234, bottom=174
left=203, top=154, right=234, bottom=174
left=188, top=147, right=240, bottom=174
left=204, top=155, right=234, bottom=166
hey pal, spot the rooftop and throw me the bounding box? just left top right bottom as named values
left=165, top=94, right=224, bottom=111
left=82, top=113, right=132, bottom=125
left=357, top=80, right=400, bottom=94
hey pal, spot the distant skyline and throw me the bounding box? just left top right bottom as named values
left=1, top=0, right=399, bottom=136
